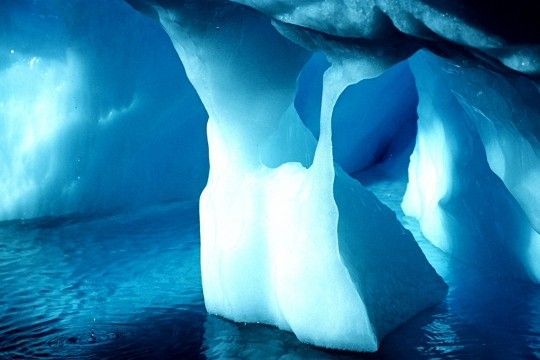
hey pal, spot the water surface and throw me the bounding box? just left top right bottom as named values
left=0, top=191, right=539, bottom=359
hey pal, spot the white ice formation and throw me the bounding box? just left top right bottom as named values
left=154, top=1, right=447, bottom=351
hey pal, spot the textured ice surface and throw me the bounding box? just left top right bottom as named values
left=403, top=51, right=540, bottom=283
left=0, top=0, right=208, bottom=220
left=233, top=0, right=540, bottom=76
left=155, top=1, right=446, bottom=351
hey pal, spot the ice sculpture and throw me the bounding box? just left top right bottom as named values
left=403, top=51, right=540, bottom=283
left=150, top=1, right=446, bottom=351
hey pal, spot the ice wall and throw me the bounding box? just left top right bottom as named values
left=150, top=1, right=446, bottom=351
left=0, top=0, right=208, bottom=220
left=403, top=51, right=540, bottom=283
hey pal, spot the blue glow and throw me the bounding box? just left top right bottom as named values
left=1, top=0, right=539, bottom=357
left=0, top=0, right=208, bottom=221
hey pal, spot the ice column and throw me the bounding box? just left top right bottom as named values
left=156, top=2, right=446, bottom=351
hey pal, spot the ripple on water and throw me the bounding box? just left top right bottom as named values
left=0, top=196, right=539, bottom=359
left=0, top=202, right=204, bottom=359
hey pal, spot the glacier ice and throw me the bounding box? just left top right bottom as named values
left=403, top=51, right=540, bottom=283
left=233, top=0, right=540, bottom=76
left=2, top=0, right=540, bottom=354
left=295, top=54, right=418, bottom=175
left=154, top=1, right=446, bottom=352
left=0, top=0, right=208, bottom=220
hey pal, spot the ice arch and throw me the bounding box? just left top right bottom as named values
left=1, top=0, right=538, bottom=354
left=124, top=0, right=540, bottom=352
left=129, top=0, right=448, bottom=352
left=254, top=1, right=540, bottom=284
left=295, top=54, right=419, bottom=175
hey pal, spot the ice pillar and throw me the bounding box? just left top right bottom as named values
left=155, top=2, right=446, bottom=351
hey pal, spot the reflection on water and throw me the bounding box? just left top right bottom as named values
left=0, top=194, right=539, bottom=359
left=364, top=178, right=540, bottom=359
left=0, top=202, right=204, bottom=359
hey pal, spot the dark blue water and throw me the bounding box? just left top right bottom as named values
left=0, top=190, right=539, bottom=359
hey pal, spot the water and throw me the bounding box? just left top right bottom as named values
left=0, top=202, right=204, bottom=359
left=0, top=191, right=539, bottom=359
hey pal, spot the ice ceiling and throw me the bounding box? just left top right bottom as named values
left=1, top=0, right=539, bottom=353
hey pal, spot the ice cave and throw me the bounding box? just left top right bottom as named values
left=0, top=0, right=539, bottom=358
